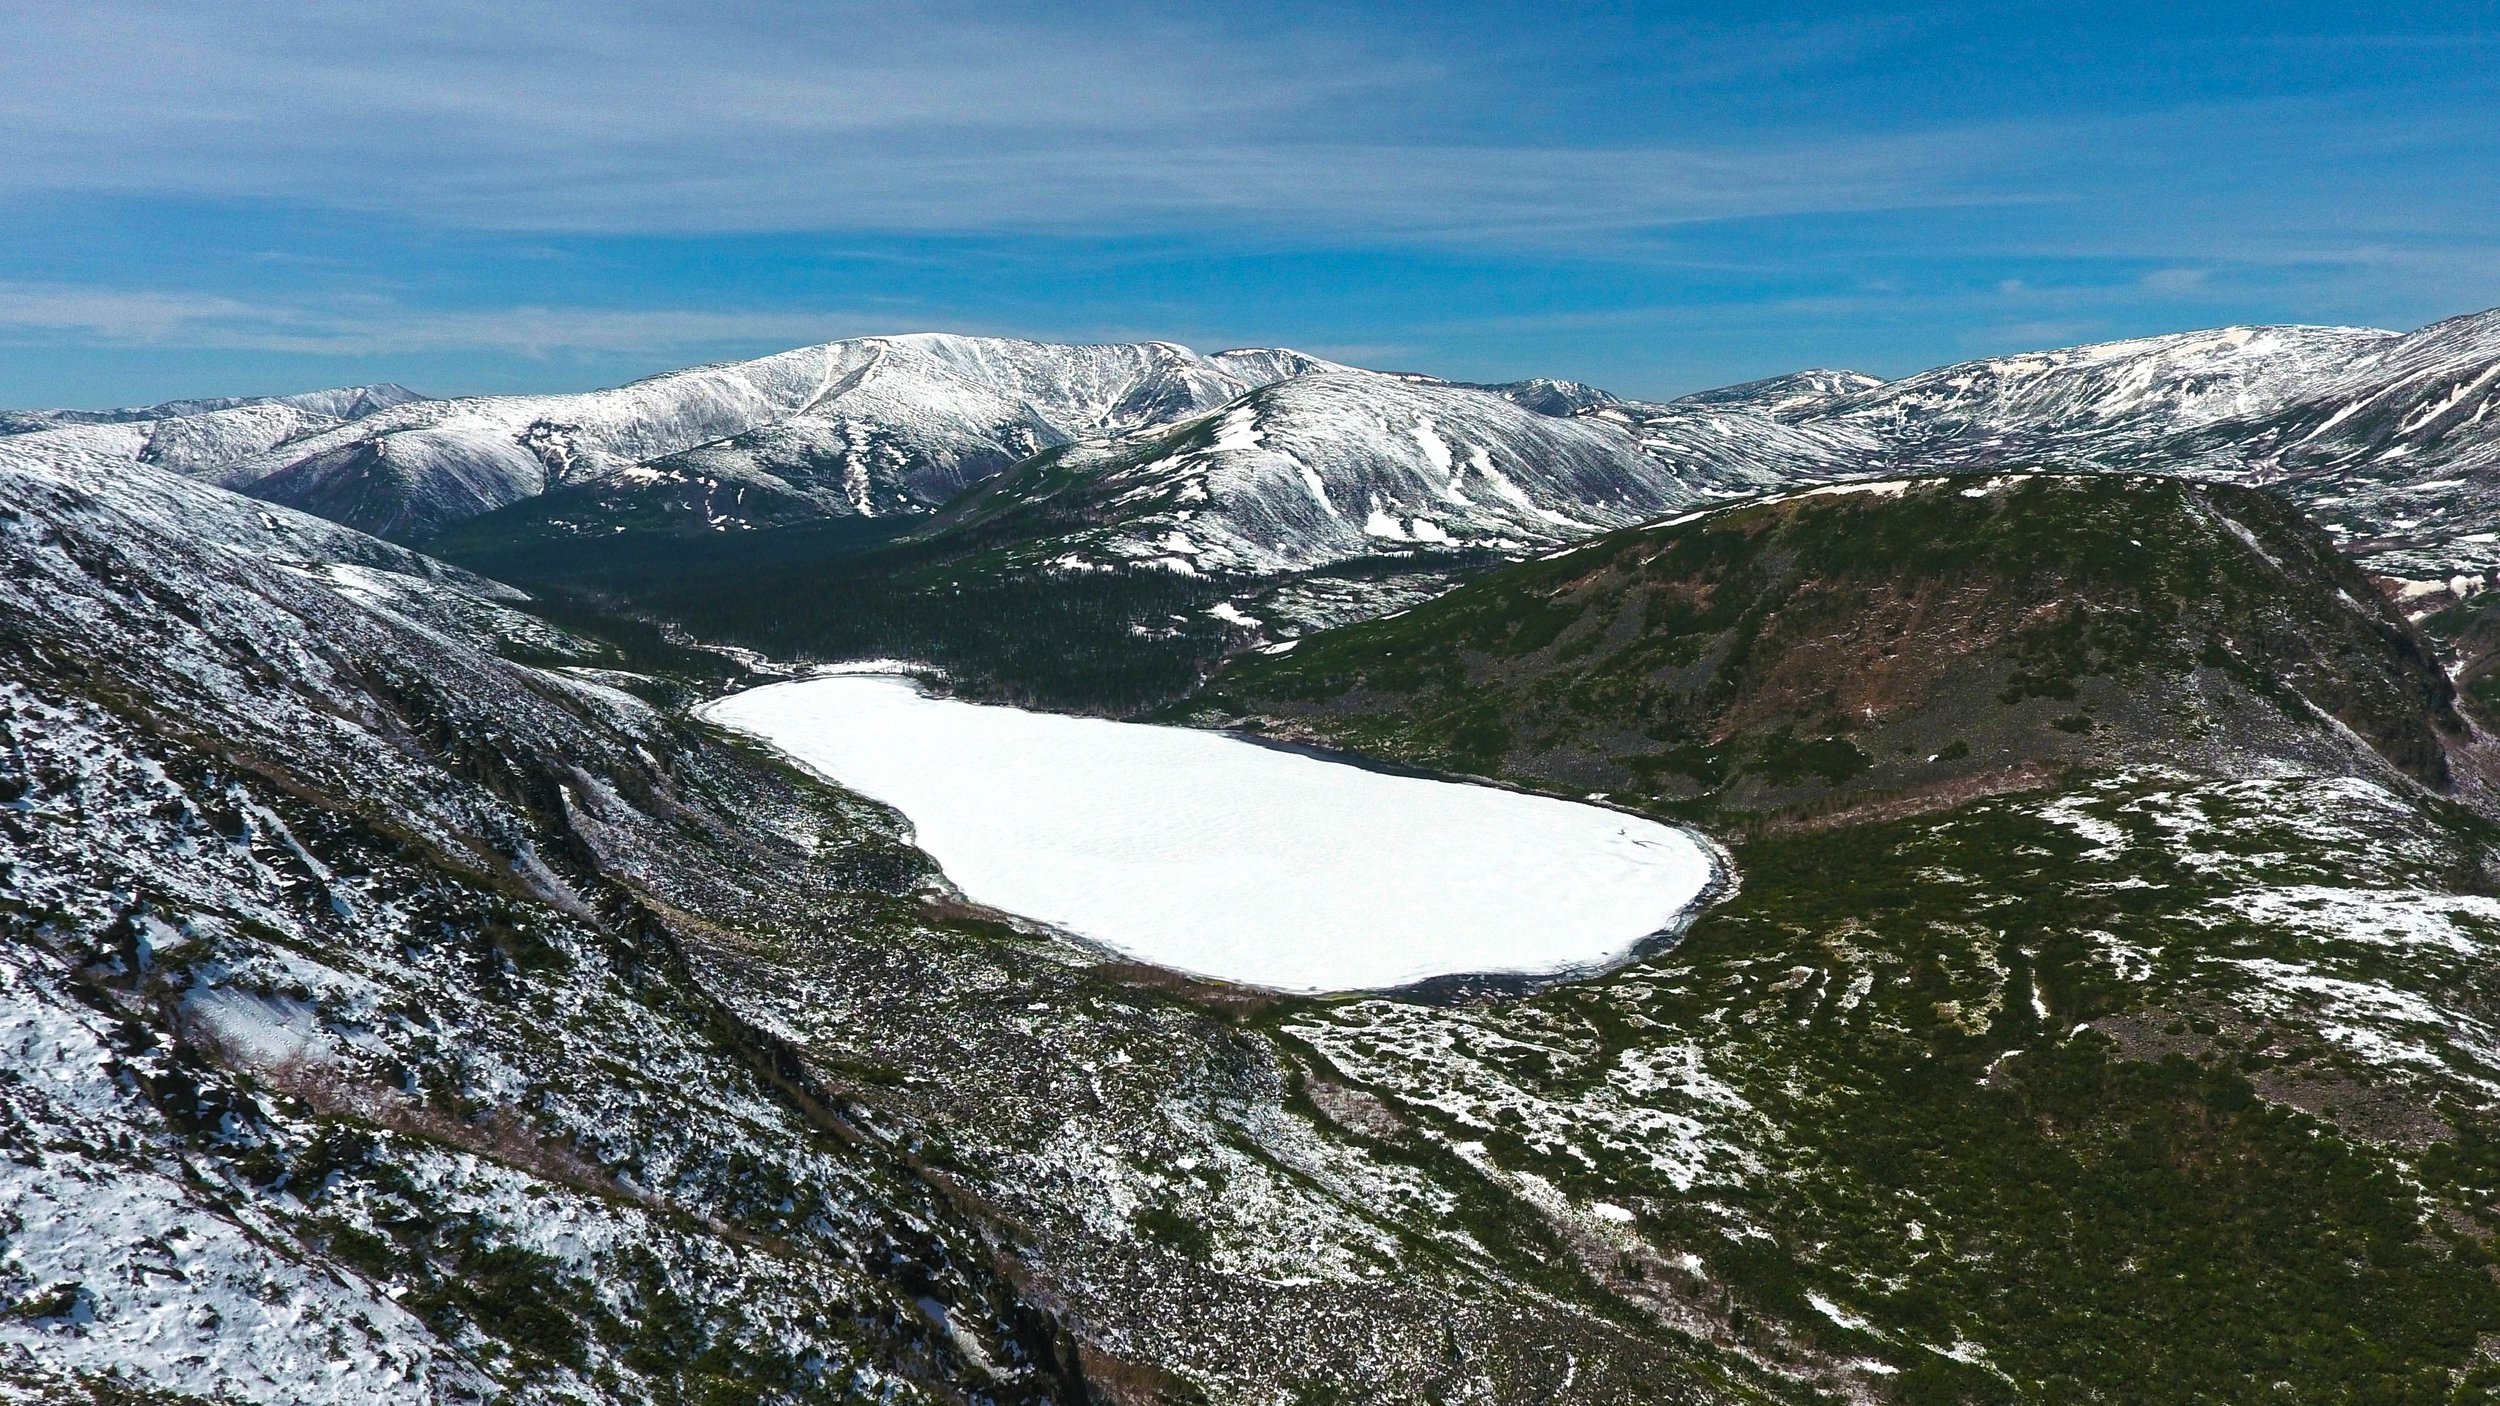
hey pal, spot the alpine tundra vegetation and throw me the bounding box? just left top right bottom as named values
left=9, top=303, right=2500, bottom=1406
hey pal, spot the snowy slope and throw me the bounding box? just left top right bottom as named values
left=0, top=383, right=421, bottom=436
left=1668, top=368, right=1885, bottom=415
left=1806, top=323, right=2395, bottom=455
left=932, top=362, right=1902, bottom=585
left=0, top=384, right=425, bottom=479
left=944, top=370, right=1726, bottom=576
left=909, top=324, right=2440, bottom=591
left=18, top=304, right=2500, bottom=609
left=214, top=336, right=1336, bottom=543
left=0, top=448, right=1119, bottom=1403
left=1467, top=377, right=1622, bottom=416
left=1739, top=314, right=2500, bottom=577
left=1570, top=312, right=2500, bottom=578
left=2201, top=309, right=2500, bottom=575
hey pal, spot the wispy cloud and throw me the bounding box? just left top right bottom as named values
left=0, top=2, right=2490, bottom=403
left=0, top=282, right=879, bottom=357
left=0, top=0, right=2037, bottom=243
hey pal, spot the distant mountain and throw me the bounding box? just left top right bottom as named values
left=1804, top=325, right=2387, bottom=451
left=1204, top=473, right=2475, bottom=814
left=179, top=337, right=1341, bottom=543
left=1467, top=376, right=1621, bottom=416
left=1666, top=367, right=1885, bottom=414
left=0, top=382, right=423, bottom=436
left=932, top=369, right=1683, bottom=576
left=2194, top=308, right=2500, bottom=576
left=905, top=365, right=1890, bottom=580
left=1684, top=316, right=2500, bottom=578
left=0, top=383, right=426, bottom=478
left=14, top=307, right=2500, bottom=718
left=838, top=310, right=2500, bottom=606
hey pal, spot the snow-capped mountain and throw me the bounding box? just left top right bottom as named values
left=886, top=314, right=2500, bottom=594
left=1468, top=376, right=1621, bottom=416
left=932, top=364, right=1890, bottom=582
left=0, top=383, right=422, bottom=437
left=1802, top=324, right=2392, bottom=450
left=21, top=310, right=2490, bottom=587
left=1667, top=368, right=1885, bottom=414
left=0, top=384, right=425, bottom=479
left=942, top=369, right=1699, bottom=576
left=170, top=337, right=1343, bottom=543
left=1585, top=312, right=2500, bottom=578
left=2195, top=308, right=2500, bottom=576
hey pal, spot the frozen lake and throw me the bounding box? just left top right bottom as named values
left=700, top=674, right=1717, bottom=993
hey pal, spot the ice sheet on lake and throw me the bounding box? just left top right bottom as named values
left=701, top=675, right=1716, bottom=992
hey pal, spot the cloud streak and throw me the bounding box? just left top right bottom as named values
left=0, top=2, right=2489, bottom=403
left=0, top=0, right=2042, bottom=243
left=0, top=282, right=879, bottom=358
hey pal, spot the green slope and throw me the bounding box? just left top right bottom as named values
left=1200, top=474, right=2466, bottom=820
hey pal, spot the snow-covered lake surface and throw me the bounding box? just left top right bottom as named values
left=700, top=674, right=1717, bottom=992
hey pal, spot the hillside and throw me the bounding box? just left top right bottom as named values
left=1183, top=471, right=2500, bottom=1404
left=1200, top=474, right=2473, bottom=817
left=433, top=366, right=1870, bottom=713
left=1639, top=312, right=2500, bottom=580
left=928, top=367, right=1871, bottom=578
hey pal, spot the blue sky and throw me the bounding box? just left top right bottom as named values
left=1, top=0, right=2494, bottom=406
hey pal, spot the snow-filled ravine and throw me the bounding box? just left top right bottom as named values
left=699, top=674, right=1718, bottom=992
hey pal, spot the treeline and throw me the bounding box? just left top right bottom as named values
left=449, top=520, right=1245, bottom=714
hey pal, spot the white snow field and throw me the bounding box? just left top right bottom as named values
left=701, top=674, right=1717, bottom=992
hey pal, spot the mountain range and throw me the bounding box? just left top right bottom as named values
left=14, top=309, right=2497, bottom=593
